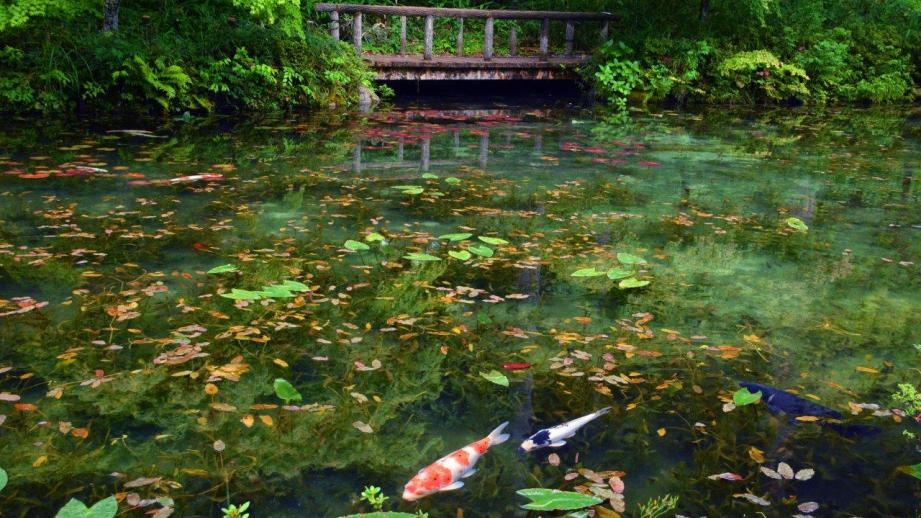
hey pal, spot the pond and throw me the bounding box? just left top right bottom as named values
left=0, top=103, right=919, bottom=517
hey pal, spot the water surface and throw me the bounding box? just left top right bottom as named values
left=0, top=105, right=919, bottom=517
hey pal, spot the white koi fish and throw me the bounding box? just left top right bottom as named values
left=402, top=421, right=509, bottom=501
left=519, top=407, right=611, bottom=452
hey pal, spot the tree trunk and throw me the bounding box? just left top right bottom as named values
left=103, top=0, right=120, bottom=31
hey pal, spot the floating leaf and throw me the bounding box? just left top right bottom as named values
left=760, top=466, right=782, bottom=480
left=449, top=250, right=472, bottom=261
left=55, top=496, right=117, bottom=518
left=445, top=177, right=461, bottom=184
left=572, top=268, right=605, bottom=277
left=899, top=463, right=921, bottom=480
left=777, top=462, right=794, bottom=480
left=516, top=488, right=602, bottom=511
left=365, top=232, right=386, bottom=242
left=794, top=468, right=815, bottom=481
left=478, top=236, right=509, bottom=245
left=468, top=245, right=494, bottom=257
left=798, top=502, right=819, bottom=513
left=616, top=252, right=647, bottom=264
left=421, top=173, right=439, bottom=179
left=786, top=217, right=808, bottom=232
left=281, top=280, right=310, bottom=292
left=206, top=264, right=238, bottom=274
left=353, top=421, right=373, bottom=433
left=273, top=378, right=302, bottom=403
left=438, top=233, right=472, bottom=241
left=402, top=253, right=440, bottom=262
left=393, top=185, right=424, bottom=195
left=480, top=370, right=509, bottom=387
left=606, top=267, right=633, bottom=280
left=0, top=467, right=6, bottom=492
left=344, top=240, right=370, bottom=251
left=219, top=289, right=262, bottom=301
left=618, top=277, right=650, bottom=289
left=734, top=493, right=770, bottom=506
left=258, top=285, right=296, bottom=299
left=733, top=388, right=762, bottom=406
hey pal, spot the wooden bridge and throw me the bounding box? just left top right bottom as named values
left=315, top=4, right=616, bottom=80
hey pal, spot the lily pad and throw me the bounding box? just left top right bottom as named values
left=422, top=173, right=439, bottom=179
left=438, top=233, right=473, bottom=241
left=281, top=280, right=310, bottom=292
left=344, top=239, right=370, bottom=251
left=259, top=285, right=296, bottom=299
left=516, top=488, right=603, bottom=511
left=0, top=467, right=6, bottom=492
left=445, top=177, right=461, bottom=184
left=733, top=387, right=763, bottom=406
left=478, top=236, right=509, bottom=245
left=480, top=370, right=509, bottom=387
left=206, top=264, right=238, bottom=274
left=572, top=267, right=605, bottom=277
left=55, top=496, right=117, bottom=518
left=449, top=250, right=472, bottom=261
left=365, top=232, right=386, bottom=242
left=468, top=245, right=494, bottom=257
left=219, top=288, right=262, bottom=301
left=274, top=378, right=302, bottom=403
left=403, top=253, right=441, bottom=262
left=606, top=267, right=634, bottom=280
left=618, top=277, right=650, bottom=289
left=616, top=252, right=647, bottom=265
left=900, top=463, right=921, bottom=480
left=786, top=217, right=808, bottom=232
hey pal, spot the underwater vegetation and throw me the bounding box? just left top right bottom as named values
left=0, top=106, right=919, bottom=517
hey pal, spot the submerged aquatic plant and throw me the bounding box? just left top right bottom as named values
left=636, top=494, right=679, bottom=518
left=359, top=486, right=388, bottom=512
left=221, top=501, right=251, bottom=518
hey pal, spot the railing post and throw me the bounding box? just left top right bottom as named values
left=509, top=25, right=518, bottom=57
left=565, top=21, right=574, bottom=56
left=539, top=18, right=550, bottom=60
left=456, top=18, right=464, bottom=57
left=421, top=138, right=431, bottom=171
left=400, top=16, right=407, bottom=55
left=330, top=10, right=339, bottom=40
left=353, top=12, right=362, bottom=52
left=484, top=17, right=494, bottom=61
left=600, top=20, right=609, bottom=41
left=424, top=15, right=433, bottom=60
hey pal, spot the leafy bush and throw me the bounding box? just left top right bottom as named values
left=591, top=41, right=643, bottom=111
left=715, top=50, right=809, bottom=103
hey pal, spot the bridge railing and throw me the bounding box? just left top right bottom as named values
left=315, top=3, right=616, bottom=61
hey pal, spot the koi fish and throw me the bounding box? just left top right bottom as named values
left=401, top=421, right=509, bottom=501
left=740, top=382, right=881, bottom=437
left=519, top=407, right=610, bottom=452
left=128, top=173, right=224, bottom=186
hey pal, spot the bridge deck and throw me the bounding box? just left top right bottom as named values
left=367, top=54, right=589, bottom=80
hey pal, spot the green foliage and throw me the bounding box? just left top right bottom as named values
left=55, top=496, right=117, bottom=518
left=221, top=501, right=251, bottom=518
left=591, top=42, right=642, bottom=111
left=892, top=383, right=921, bottom=415
left=716, top=50, right=809, bottom=103
left=0, top=467, right=7, bottom=492
left=636, top=494, right=679, bottom=518
left=359, top=486, right=388, bottom=512
left=516, top=488, right=602, bottom=511
left=274, top=378, right=303, bottom=403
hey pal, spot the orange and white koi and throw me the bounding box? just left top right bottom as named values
left=401, top=421, right=509, bottom=501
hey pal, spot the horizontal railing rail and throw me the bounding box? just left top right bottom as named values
left=315, top=3, right=615, bottom=62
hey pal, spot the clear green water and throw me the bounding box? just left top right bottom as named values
left=0, top=105, right=919, bottom=517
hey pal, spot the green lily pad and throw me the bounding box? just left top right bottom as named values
left=786, top=217, right=808, bottom=232
left=393, top=185, right=424, bottom=195
left=445, top=177, right=461, bottom=184
left=606, top=267, right=634, bottom=280
left=478, top=236, right=509, bottom=245
left=617, top=252, right=647, bottom=265
left=55, top=496, right=117, bottom=518
left=898, top=463, right=921, bottom=480
left=618, top=277, right=650, bottom=289
left=572, top=267, right=605, bottom=277
left=259, top=285, right=296, bottom=298
left=281, top=280, right=310, bottom=292
left=438, top=233, right=473, bottom=241
left=480, top=370, right=509, bottom=387
left=274, top=378, right=302, bottom=403
left=206, top=264, right=238, bottom=274
left=468, top=245, right=494, bottom=257
left=344, top=239, right=370, bottom=251
left=733, top=387, right=763, bottom=406
left=516, top=488, right=603, bottom=511
left=365, top=232, right=386, bottom=242
left=422, top=173, right=439, bottom=179
left=219, top=288, right=262, bottom=301
left=0, top=467, right=6, bottom=492
left=449, top=250, right=472, bottom=260
left=403, top=253, right=441, bottom=262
